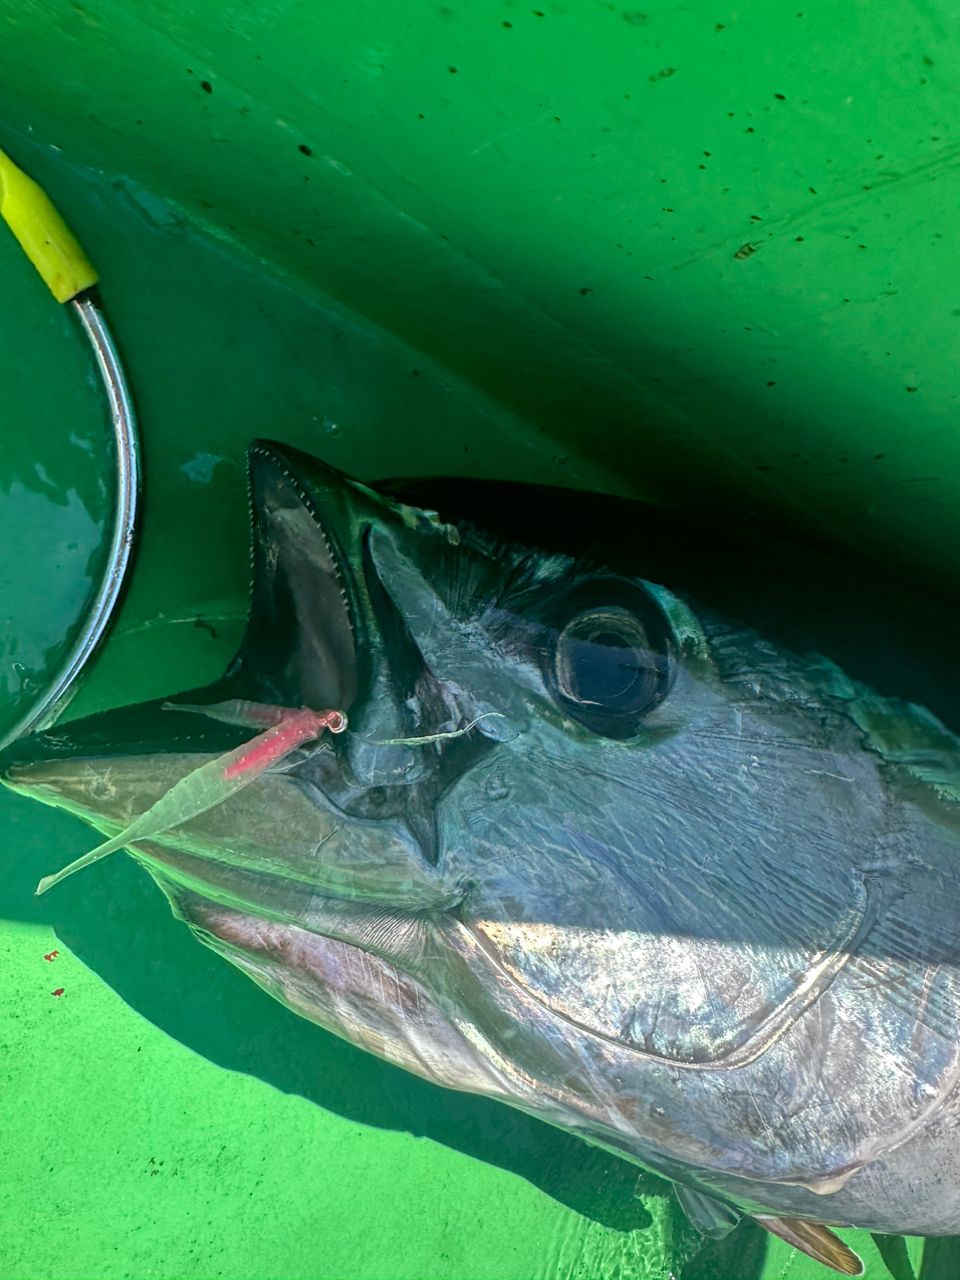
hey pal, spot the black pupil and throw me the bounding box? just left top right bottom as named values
left=557, top=611, right=660, bottom=713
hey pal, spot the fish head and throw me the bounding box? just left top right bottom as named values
left=0, top=440, right=723, bottom=911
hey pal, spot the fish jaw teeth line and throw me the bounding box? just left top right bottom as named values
left=246, top=443, right=355, bottom=641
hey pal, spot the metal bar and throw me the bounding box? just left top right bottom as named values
left=0, top=296, right=140, bottom=749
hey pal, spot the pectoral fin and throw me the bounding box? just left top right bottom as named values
left=755, top=1215, right=863, bottom=1276
left=674, top=1184, right=741, bottom=1239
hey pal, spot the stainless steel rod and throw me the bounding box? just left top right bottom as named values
left=0, top=296, right=140, bottom=749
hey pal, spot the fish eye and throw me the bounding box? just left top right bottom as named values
left=546, top=585, right=674, bottom=738
left=555, top=609, right=660, bottom=707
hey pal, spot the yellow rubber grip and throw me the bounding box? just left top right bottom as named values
left=0, top=147, right=97, bottom=302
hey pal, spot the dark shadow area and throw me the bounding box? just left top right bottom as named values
left=918, top=1236, right=960, bottom=1280
left=874, top=1234, right=918, bottom=1280
left=388, top=480, right=960, bottom=732
left=681, top=1216, right=768, bottom=1280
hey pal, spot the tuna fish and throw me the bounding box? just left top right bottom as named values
left=7, top=441, right=960, bottom=1275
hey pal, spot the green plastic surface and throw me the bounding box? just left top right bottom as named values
left=1, top=2, right=959, bottom=1277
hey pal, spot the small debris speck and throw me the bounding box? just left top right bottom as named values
left=774, top=92, right=786, bottom=100
left=579, top=287, right=594, bottom=295
left=502, top=19, right=512, bottom=26
left=448, top=65, right=458, bottom=73
left=905, top=386, right=919, bottom=393
left=299, top=143, right=313, bottom=155
left=201, top=80, right=213, bottom=94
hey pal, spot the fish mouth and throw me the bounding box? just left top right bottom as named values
left=238, top=439, right=364, bottom=715
left=0, top=440, right=371, bottom=798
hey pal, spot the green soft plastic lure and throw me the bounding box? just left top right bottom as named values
left=35, top=702, right=346, bottom=895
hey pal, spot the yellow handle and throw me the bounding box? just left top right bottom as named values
left=0, top=147, right=97, bottom=302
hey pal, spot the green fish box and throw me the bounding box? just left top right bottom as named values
left=0, top=3, right=956, bottom=1278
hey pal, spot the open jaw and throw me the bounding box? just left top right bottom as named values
left=236, top=440, right=363, bottom=714
left=0, top=439, right=473, bottom=919
left=0, top=441, right=365, bottom=773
